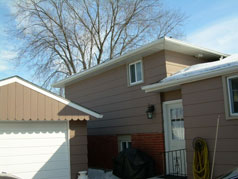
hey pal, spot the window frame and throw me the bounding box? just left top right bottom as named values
left=128, top=60, right=144, bottom=86
left=118, top=135, right=132, bottom=152
left=227, top=75, right=238, bottom=117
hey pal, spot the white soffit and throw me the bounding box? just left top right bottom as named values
left=52, top=37, right=228, bottom=88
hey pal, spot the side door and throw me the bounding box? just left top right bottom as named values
left=163, top=100, right=187, bottom=176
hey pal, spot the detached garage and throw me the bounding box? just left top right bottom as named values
left=0, top=76, right=102, bottom=179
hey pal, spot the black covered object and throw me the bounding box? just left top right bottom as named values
left=113, top=148, right=156, bottom=179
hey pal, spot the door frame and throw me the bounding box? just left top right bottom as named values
left=162, top=99, right=183, bottom=152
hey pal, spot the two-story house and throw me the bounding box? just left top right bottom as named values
left=53, top=37, right=238, bottom=178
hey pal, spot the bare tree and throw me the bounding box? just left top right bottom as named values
left=12, top=0, right=185, bottom=86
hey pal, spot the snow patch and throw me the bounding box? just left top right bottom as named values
left=88, top=168, right=161, bottom=179
left=161, top=54, right=238, bottom=83
left=88, top=169, right=119, bottom=179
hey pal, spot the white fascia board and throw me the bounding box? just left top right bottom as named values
left=53, top=37, right=228, bottom=88
left=164, top=37, right=229, bottom=57
left=142, top=66, right=238, bottom=93
left=0, top=76, right=103, bottom=118
left=52, top=38, right=165, bottom=88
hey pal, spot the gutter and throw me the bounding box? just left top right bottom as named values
left=142, top=66, right=238, bottom=93
left=52, top=37, right=228, bottom=88
left=52, top=38, right=164, bottom=88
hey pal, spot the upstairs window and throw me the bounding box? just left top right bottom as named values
left=227, top=75, right=238, bottom=116
left=129, top=60, right=143, bottom=85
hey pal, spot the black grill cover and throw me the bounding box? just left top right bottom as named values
left=113, top=148, right=156, bottom=179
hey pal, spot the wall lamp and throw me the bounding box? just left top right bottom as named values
left=146, top=104, right=155, bottom=119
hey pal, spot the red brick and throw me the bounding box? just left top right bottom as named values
left=88, top=135, right=118, bottom=169
left=132, top=133, right=165, bottom=174
left=88, top=133, right=165, bottom=174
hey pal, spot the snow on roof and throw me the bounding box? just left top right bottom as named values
left=142, top=54, right=238, bottom=93
left=163, top=54, right=238, bottom=83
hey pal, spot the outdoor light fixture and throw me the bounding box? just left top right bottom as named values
left=146, top=104, right=155, bottom=119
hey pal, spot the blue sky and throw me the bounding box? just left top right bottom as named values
left=0, top=0, right=238, bottom=83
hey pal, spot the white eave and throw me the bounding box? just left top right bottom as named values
left=52, top=37, right=228, bottom=88
left=0, top=76, right=103, bottom=118
left=142, top=54, right=238, bottom=93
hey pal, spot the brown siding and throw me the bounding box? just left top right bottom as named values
left=66, top=51, right=167, bottom=135
left=182, top=77, right=238, bottom=178
left=0, top=82, right=89, bottom=121
left=161, top=90, right=182, bottom=102
left=165, top=50, right=207, bottom=76
left=69, top=120, right=88, bottom=179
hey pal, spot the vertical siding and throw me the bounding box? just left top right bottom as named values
left=8, top=83, right=15, bottom=120
left=0, top=82, right=89, bottom=121
left=16, top=83, right=24, bottom=120
left=69, top=120, right=88, bottom=179
left=0, top=85, right=8, bottom=120
left=182, top=77, right=238, bottom=178
left=23, top=87, right=31, bottom=119
left=66, top=51, right=167, bottom=135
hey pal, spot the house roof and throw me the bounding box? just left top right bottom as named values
left=0, top=76, right=103, bottom=119
left=142, top=54, right=238, bottom=93
left=52, top=36, right=228, bottom=88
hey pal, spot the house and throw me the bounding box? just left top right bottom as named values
left=0, top=76, right=102, bottom=179
left=53, top=37, right=232, bottom=178
left=142, top=54, right=238, bottom=178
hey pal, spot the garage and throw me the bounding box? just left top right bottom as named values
left=0, top=76, right=103, bottom=179
left=0, top=121, right=70, bottom=179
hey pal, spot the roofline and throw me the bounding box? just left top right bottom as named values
left=52, top=38, right=165, bottom=88
left=0, top=76, right=103, bottom=118
left=164, top=37, right=228, bottom=57
left=142, top=66, right=238, bottom=93
left=52, top=37, right=228, bottom=88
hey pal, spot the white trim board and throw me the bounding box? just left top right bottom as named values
left=142, top=65, right=238, bottom=93
left=162, top=99, right=183, bottom=152
left=52, top=37, right=228, bottom=88
left=0, top=76, right=103, bottom=119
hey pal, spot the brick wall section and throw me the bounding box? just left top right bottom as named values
left=132, top=133, right=165, bottom=174
left=88, top=135, right=118, bottom=169
left=88, top=133, right=165, bottom=174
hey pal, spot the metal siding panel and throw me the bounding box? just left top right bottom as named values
left=8, top=83, right=16, bottom=120
left=0, top=86, right=8, bottom=120
left=37, top=93, right=45, bottom=120
left=23, top=86, right=31, bottom=120
left=58, top=102, right=65, bottom=121
left=16, top=83, right=24, bottom=120
left=52, top=100, right=59, bottom=120
left=69, top=121, right=88, bottom=178
left=66, top=51, right=165, bottom=135
left=45, top=96, right=52, bottom=120
left=30, top=90, right=38, bottom=120
left=182, top=77, right=238, bottom=178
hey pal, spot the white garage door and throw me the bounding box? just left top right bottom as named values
left=0, top=121, right=71, bottom=179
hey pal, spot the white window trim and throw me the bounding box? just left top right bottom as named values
left=227, top=75, right=238, bottom=117
left=118, top=135, right=131, bottom=152
left=128, top=60, right=144, bottom=86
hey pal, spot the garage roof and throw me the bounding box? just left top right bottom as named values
left=0, top=76, right=103, bottom=120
